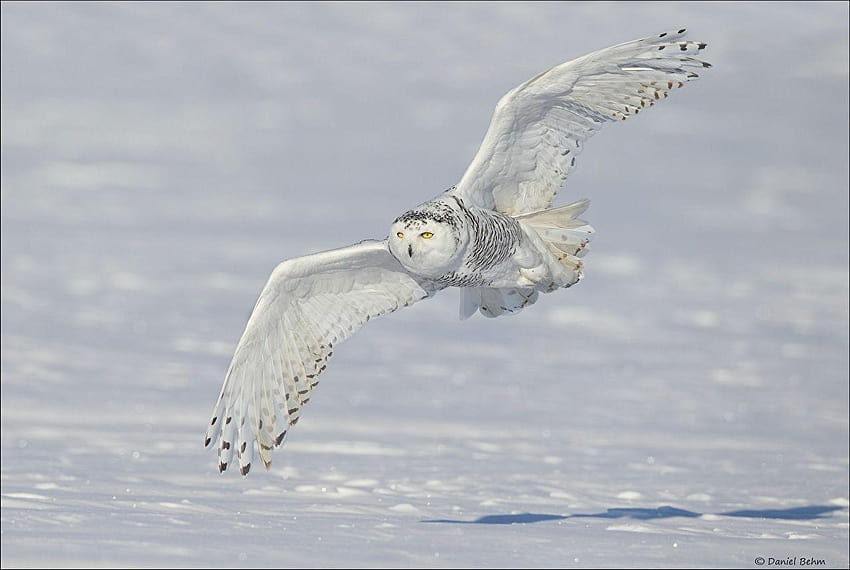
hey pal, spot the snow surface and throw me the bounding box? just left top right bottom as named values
left=2, top=2, right=848, bottom=568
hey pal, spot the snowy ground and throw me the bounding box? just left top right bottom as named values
left=2, top=2, right=848, bottom=568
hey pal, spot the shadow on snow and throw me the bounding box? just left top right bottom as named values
left=421, top=505, right=844, bottom=525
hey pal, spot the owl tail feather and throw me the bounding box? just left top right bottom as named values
left=515, top=199, right=595, bottom=269
left=516, top=199, right=595, bottom=287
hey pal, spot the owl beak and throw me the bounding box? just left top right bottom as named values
left=407, top=244, right=413, bottom=258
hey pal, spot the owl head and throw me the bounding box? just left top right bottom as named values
left=388, top=204, right=468, bottom=278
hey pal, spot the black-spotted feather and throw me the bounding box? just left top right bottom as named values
left=204, top=240, right=433, bottom=474
left=451, top=28, right=709, bottom=215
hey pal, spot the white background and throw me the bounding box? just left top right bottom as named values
left=2, top=2, right=848, bottom=568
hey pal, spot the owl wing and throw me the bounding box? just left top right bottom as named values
left=204, top=239, right=436, bottom=475
left=451, top=28, right=710, bottom=216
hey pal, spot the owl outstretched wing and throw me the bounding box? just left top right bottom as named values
left=450, top=28, right=710, bottom=216
left=204, top=239, right=436, bottom=475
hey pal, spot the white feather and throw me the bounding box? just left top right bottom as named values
left=451, top=28, right=709, bottom=215
left=205, top=29, right=710, bottom=475
left=205, top=240, right=434, bottom=473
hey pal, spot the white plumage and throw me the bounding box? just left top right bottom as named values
left=205, top=28, right=710, bottom=474
left=454, top=28, right=709, bottom=215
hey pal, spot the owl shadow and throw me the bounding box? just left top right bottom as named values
left=421, top=505, right=843, bottom=525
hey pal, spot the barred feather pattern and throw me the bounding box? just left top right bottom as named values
left=464, top=208, right=524, bottom=273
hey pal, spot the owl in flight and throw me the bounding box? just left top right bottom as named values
left=205, top=29, right=710, bottom=474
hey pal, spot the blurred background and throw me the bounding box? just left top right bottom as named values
left=2, top=2, right=848, bottom=568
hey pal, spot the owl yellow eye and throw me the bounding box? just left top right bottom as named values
left=420, top=232, right=434, bottom=239
left=396, top=232, right=404, bottom=238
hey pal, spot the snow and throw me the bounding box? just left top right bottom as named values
left=2, top=2, right=848, bottom=568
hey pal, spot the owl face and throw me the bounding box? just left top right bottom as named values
left=388, top=213, right=467, bottom=278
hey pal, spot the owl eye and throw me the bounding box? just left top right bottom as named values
left=420, top=232, right=434, bottom=239
left=396, top=232, right=404, bottom=238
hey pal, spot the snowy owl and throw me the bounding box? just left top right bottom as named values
left=205, top=29, right=710, bottom=475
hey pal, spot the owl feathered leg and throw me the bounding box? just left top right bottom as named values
left=460, top=286, right=539, bottom=319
